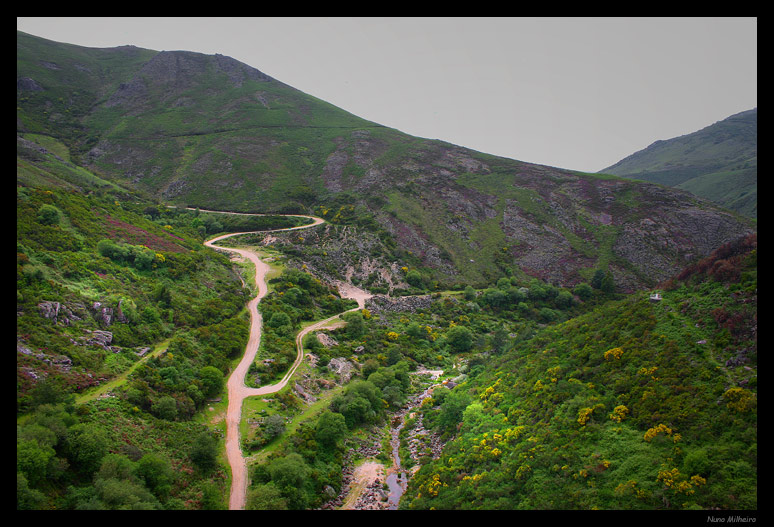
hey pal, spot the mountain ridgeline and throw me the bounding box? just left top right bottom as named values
left=18, top=31, right=754, bottom=293
left=601, top=108, right=757, bottom=219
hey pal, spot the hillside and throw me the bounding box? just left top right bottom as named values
left=18, top=31, right=754, bottom=293
left=403, top=234, right=757, bottom=510
left=601, top=109, right=757, bottom=219
left=17, top=30, right=756, bottom=512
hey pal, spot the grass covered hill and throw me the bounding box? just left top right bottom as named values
left=18, top=30, right=754, bottom=292
left=601, top=109, right=757, bottom=219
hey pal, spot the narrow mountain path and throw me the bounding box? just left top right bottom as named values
left=203, top=212, right=371, bottom=510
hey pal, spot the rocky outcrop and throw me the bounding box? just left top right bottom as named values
left=91, top=302, right=115, bottom=326
left=18, top=343, right=73, bottom=372
left=316, top=332, right=339, bottom=348
left=83, top=330, right=114, bottom=349
left=327, top=357, right=358, bottom=384
left=38, top=299, right=131, bottom=328
left=37, top=301, right=85, bottom=326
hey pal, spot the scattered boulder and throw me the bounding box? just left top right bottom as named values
left=328, top=357, right=357, bottom=384
left=294, top=382, right=317, bottom=404
left=316, top=332, right=339, bottom=348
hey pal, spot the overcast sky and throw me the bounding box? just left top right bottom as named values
left=17, top=17, right=757, bottom=173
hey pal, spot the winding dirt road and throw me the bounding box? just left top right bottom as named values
left=203, top=213, right=371, bottom=510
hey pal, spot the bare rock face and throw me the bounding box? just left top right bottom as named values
left=85, top=330, right=114, bottom=349
left=37, top=301, right=60, bottom=322
left=37, top=301, right=85, bottom=326
left=92, top=302, right=114, bottom=326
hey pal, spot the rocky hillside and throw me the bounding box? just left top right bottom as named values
left=601, top=109, right=757, bottom=219
left=17, top=31, right=755, bottom=292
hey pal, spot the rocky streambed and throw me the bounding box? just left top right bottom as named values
left=321, top=370, right=446, bottom=510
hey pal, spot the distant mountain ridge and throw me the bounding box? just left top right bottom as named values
left=17, top=31, right=755, bottom=292
left=600, top=109, right=757, bottom=218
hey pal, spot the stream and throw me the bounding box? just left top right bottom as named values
left=385, top=370, right=444, bottom=509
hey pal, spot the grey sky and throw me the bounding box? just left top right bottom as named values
left=17, top=17, right=757, bottom=173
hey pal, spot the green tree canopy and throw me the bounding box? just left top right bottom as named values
left=446, top=325, right=474, bottom=353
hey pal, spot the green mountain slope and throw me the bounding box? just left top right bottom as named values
left=600, top=109, right=757, bottom=219
left=403, top=234, right=757, bottom=510
left=17, top=31, right=754, bottom=293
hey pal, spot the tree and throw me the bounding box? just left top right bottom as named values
left=190, top=431, right=218, bottom=472
left=436, top=391, right=471, bottom=433
left=267, top=311, right=291, bottom=329
left=405, top=270, right=423, bottom=288
left=199, top=366, right=224, bottom=398
left=344, top=311, right=365, bottom=338
left=591, top=269, right=606, bottom=289
left=92, top=475, right=160, bottom=510
left=65, top=423, right=108, bottom=476
left=315, top=411, right=348, bottom=448
left=263, top=415, right=286, bottom=442
left=17, top=439, right=54, bottom=485
left=482, top=288, right=507, bottom=310
left=136, top=453, right=173, bottom=498
left=143, top=206, right=161, bottom=219
left=573, top=282, right=593, bottom=301
left=491, top=326, right=509, bottom=354
left=600, top=272, right=616, bottom=294
left=247, top=482, right=288, bottom=510
left=96, top=453, right=137, bottom=482
left=340, top=396, right=372, bottom=428
left=17, top=473, right=46, bottom=510
left=266, top=453, right=312, bottom=509
left=282, top=287, right=310, bottom=307
left=133, top=247, right=155, bottom=270
left=406, top=322, right=425, bottom=340
left=463, top=285, right=476, bottom=301
left=37, top=204, right=60, bottom=225
left=555, top=290, right=575, bottom=309
left=446, top=325, right=474, bottom=353
left=151, top=396, right=178, bottom=421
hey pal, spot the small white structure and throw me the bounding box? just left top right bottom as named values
left=649, top=292, right=662, bottom=302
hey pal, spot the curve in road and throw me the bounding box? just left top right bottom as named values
left=203, top=213, right=370, bottom=510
